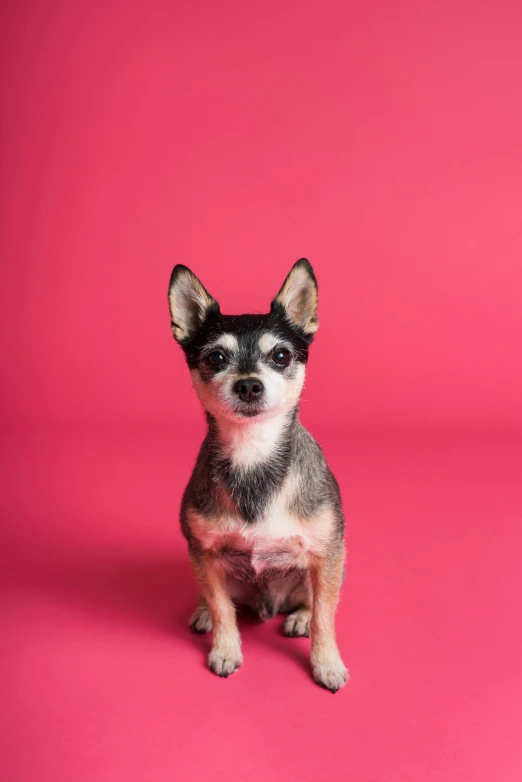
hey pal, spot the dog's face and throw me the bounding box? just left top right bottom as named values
left=168, top=259, right=319, bottom=423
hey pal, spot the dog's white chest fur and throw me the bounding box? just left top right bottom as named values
left=190, top=492, right=333, bottom=576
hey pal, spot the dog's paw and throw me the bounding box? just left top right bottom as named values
left=189, top=605, right=212, bottom=634
left=208, top=643, right=243, bottom=678
left=284, top=609, right=311, bottom=637
left=312, top=655, right=349, bottom=693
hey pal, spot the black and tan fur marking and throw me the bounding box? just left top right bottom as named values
left=168, top=259, right=348, bottom=691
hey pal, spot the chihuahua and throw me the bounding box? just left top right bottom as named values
left=167, top=259, right=348, bottom=691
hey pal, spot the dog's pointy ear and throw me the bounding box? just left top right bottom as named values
left=168, top=265, right=219, bottom=342
left=271, top=258, right=318, bottom=338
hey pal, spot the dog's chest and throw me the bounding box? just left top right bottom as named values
left=191, top=503, right=332, bottom=580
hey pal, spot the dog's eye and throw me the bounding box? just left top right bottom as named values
left=272, top=348, right=291, bottom=367
left=207, top=351, right=227, bottom=367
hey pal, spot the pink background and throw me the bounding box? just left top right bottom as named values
left=2, top=1, right=522, bottom=780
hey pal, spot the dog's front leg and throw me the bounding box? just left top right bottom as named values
left=189, top=549, right=243, bottom=677
left=309, top=549, right=349, bottom=692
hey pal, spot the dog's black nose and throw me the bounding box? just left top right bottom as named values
left=234, top=377, right=264, bottom=403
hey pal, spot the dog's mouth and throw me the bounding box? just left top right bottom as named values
left=234, top=404, right=265, bottom=418
left=225, top=397, right=268, bottom=419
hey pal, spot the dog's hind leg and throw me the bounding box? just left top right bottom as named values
left=282, top=573, right=313, bottom=637
left=189, top=595, right=213, bottom=634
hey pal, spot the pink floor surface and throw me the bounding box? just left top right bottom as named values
left=2, top=424, right=521, bottom=781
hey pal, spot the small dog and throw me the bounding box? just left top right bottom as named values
left=167, top=259, right=348, bottom=691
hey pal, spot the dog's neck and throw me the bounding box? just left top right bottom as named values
left=207, top=409, right=297, bottom=470
left=206, top=409, right=298, bottom=523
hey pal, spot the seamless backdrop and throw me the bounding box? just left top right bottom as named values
left=2, top=0, right=522, bottom=430
left=1, top=2, right=522, bottom=781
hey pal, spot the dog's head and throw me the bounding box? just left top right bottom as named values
left=167, top=259, right=318, bottom=423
